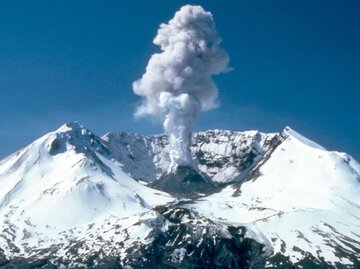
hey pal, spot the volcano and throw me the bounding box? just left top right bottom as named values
left=0, top=123, right=359, bottom=268
left=151, top=165, right=218, bottom=198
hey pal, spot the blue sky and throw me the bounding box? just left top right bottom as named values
left=0, top=0, right=359, bottom=160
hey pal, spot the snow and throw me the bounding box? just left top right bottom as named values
left=103, top=129, right=278, bottom=183
left=1, top=123, right=359, bottom=267
left=283, top=126, right=326, bottom=150
left=191, top=128, right=360, bottom=265
left=0, top=122, right=174, bottom=258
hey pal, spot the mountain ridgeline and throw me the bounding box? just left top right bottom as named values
left=0, top=122, right=359, bottom=268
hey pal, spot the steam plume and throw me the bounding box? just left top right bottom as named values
left=133, top=5, right=229, bottom=167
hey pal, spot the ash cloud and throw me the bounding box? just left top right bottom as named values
left=133, top=5, right=229, bottom=167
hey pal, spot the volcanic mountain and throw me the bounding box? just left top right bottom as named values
left=0, top=122, right=359, bottom=268
left=151, top=165, right=218, bottom=198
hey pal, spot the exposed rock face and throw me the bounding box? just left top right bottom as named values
left=123, top=206, right=266, bottom=269
left=103, top=129, right=280, bottom=184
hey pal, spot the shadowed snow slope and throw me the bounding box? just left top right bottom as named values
left=191, top=127, right=360, bottom=266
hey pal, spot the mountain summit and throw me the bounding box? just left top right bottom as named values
left=0, top=123, right=359, bottom=268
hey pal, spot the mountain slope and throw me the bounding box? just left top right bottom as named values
left=103, top=129, right=279, bottom=183
left=190, top=127, right=360, bottom=267
left=0, top=123, right=174, bottom=261
left=0, top=123, right=359, bottom=268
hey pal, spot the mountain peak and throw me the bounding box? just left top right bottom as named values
left=283, top=126, right=325, bottom=150
left=46, top=122, right=110, bottom=157
left=54, top=121, right=90, bottom=135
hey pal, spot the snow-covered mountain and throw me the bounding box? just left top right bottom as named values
left=191, top=127, right=360, bottom=267
left=0, top=123, right=175, bottom=266
left=0, top=122, right=359, bottom=268
left=102, top=128, right=278, bottom=184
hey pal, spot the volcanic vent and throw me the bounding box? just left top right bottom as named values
left=152, top=165, right=218, bottom=198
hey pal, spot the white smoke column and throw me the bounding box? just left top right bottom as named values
left=133, top=5, right=229, bottom=167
